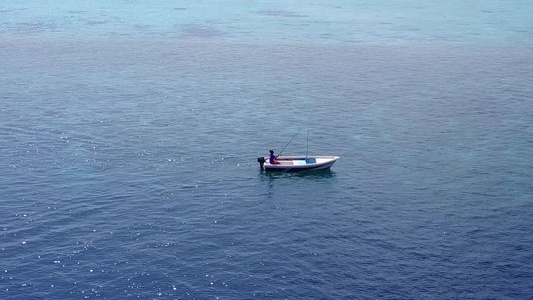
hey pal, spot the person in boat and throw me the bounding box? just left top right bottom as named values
left=269, top=150, right=280, bottom=164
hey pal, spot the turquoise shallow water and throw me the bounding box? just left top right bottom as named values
left=1, top=1, right=533, bottom=299
left=1, top=0, right=532, bottom=44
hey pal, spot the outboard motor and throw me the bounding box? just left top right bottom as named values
left=257, top=157, right=265, bottom=170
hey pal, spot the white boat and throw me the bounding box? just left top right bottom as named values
left=257, top=156, right=339, bottom=172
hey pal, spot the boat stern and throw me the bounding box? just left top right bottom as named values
left=257, top=157, right=266, bottom=170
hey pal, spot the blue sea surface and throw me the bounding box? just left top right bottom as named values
left=1, top=1, right=533, bottom=299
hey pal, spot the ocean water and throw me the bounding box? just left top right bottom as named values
left=1, top=1, right=533, bottom=299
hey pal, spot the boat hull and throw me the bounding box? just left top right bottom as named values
left=259, top=156, right=339, bottom=172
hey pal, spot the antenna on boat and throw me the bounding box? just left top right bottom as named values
left=306, top=121, right=310, bottom=160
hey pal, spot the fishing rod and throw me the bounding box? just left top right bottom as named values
left=277, top=128, right=302, bottom=157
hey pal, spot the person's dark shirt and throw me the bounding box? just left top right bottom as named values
left=269, top=153, right=276, bottom=164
